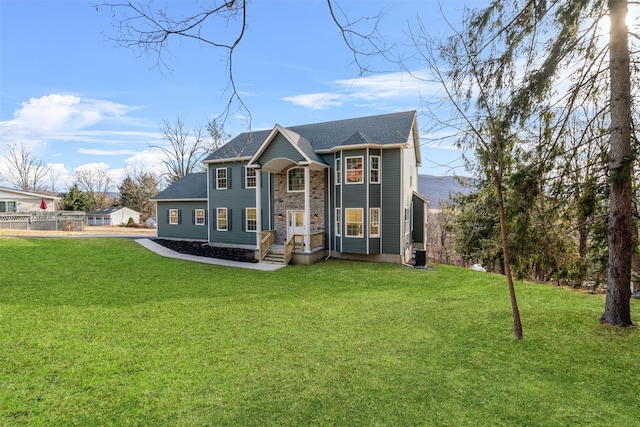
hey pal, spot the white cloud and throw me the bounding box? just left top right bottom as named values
left=8, top=94, right=133, bottom=132
left=282, top=70, right=438, bottom=110
left=78, top=148, right=140, bottom=156
left=282, top=93, right=344, bottom=110
left=0, top=94, right=152, bottom=152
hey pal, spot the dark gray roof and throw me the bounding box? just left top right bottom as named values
left=152, top=172, right=208, bottom=200
left=205, top=110, right=416, bottom=161
left=87, top=206, right=137, bottom=215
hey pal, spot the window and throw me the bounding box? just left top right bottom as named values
left=245, top=208, right=257, bottom=232
left=195, top=209, right=206, bottom=226
left=0, top=201, right=17, bottom=213
left=169, top=209, right=179, bottom=225
left=370, top=156, right=380, bottom=184
left=216, top=168, right=227, bottom=189
left=245, top=168, right=256, bottom=188
left=335, top=208, right=341, bottom=236
left=345, top=208, right=363, bottom=237
left=335, top=158, right=341, bottom=185
left=370, top=208, right=380, bottom=237
left=217, top=208, right=228, bottom=231
left=288, top=167, right=305, bottom=192
left=346, top=157, right=363, bottom=183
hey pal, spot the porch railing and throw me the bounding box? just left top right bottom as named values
left=310, top=232, right=324, bottom=250
left=284, top=235, right=295, bottom=265
left=292, top=232, right=325, bottom=252
left=258, top=230, right=276, bottom=262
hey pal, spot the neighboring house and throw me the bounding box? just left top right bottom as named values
left=0, top=187, right=59, bottom=212
left=153, top=110, right=427, bottom=265
left=87, top=206, right=140, bottom=226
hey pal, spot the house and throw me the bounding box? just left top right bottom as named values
left=153, top=110, right=427, bottom=265
left=87, top=206, right=141, bottom=226
left=0, top=186, right=59, bottom=212
left=0, top=187, right=86, bottom=231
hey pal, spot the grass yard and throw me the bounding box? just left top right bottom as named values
left=0, top=237, right=638, bottom=426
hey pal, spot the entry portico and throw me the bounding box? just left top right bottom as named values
left=248, top=124, right=329, bottom=254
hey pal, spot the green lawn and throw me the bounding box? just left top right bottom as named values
left=1, top=237, right=638, bottom=426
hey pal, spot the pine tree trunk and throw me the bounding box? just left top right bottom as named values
left=496, top=179, right=523, bottom=339
left=601, top=0, right=634, bottom=327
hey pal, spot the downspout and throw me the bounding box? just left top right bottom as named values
left=326, top=164, right=332, bottom=260
left=206, top=164, right=211, bottom=243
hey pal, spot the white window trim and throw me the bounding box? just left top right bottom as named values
left=287, top=167, right=305, bottom=192
left=217, top=207, right=228, bottom=231
left=245, top=207, right=257, bottom=232
left=370, top=155, right=380, bottom=184
left=0, top=200, right=17, bottom=213
left=335, top=208, right=341, bottom=237
left=245, top=167, right=256, bottom=189
left=195, top=209, right=206, bottom=226
left=169, top=209, right=179, bottom=225
left=345, top=156, right=364, bottom=184
left=216, top=168, right=227, bottom=190
left=345, top=208, right=364, bottom=238
left=369, top=207, right=380, bottom=237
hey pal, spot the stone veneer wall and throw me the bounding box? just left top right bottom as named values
left=273, top=169, right=325, bottom=245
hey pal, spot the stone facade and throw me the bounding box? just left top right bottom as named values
left=272, top=168, right=325, bottom=245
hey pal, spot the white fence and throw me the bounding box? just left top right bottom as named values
left=0, top=211, right=86, bottom=231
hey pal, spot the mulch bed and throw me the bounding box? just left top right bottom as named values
left=152, top=239, right=257, bottom=263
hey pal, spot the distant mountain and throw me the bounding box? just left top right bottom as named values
left=418, top=174, right=474, bottom=208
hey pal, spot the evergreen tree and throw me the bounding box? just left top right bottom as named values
left=61, top=184, right=92, bottom=212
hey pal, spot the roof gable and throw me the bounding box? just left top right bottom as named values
left=248, top=125, right=326, bottom=172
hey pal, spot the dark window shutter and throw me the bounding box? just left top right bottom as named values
left=204, top=209, right=208, bottom=225
left=227, top=168, right=232, bottom=189
left=178, top=210, right=182, bottom=224
left=192, top=210, right=195, bottom=225
left=228, top=208, right=232, bottom=230
left=241, top=167, right=245, bottom=189
left=242, top=209, right=246, bottom=231
left=166, top=209, right=170, bottom=223
left=212, top=208, right=217, bottom=228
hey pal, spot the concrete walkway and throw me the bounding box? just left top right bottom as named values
left=135, top=238, right=285, bottom=271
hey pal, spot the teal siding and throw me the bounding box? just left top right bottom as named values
left=341, top=149, right=368, bottom=254
left=381, top=149, right=401, bottom=254
left=258, top=134, right=305, bottom=165
left=412, top=194, right=426, bottom=243
left=156, top=201, right=208, bottom=241
left=369, top=237, right=381, bottom=254
left=209, top=161, right=270, bottom=246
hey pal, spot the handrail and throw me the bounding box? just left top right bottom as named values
left=258, top=230, right=276, bottom=261
left=284, top=235, right=294, bottom=265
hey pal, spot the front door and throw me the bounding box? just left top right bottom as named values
left=287, top=211, right=305, bottom=245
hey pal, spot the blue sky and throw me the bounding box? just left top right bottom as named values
left=0, top=0, right=476, bottom=191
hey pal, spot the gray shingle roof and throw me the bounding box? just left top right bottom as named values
left=87, top=206, right=132, bottom=215
left=205, top=110, right=416, bottom=161
left=152, top=172, right=207, bottom=200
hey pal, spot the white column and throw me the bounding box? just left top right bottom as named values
left=255, top=169, right=262, bottom=248
left=304, top=166, right=310, bottom=252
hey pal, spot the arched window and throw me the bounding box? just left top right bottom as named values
left=287, top=167, right=305, bottom=192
